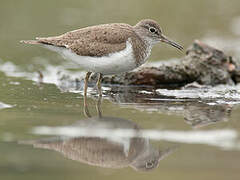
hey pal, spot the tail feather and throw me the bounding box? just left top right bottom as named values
left=20, top=40, right=41, bottom=45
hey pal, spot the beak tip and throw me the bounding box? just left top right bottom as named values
left=179, top=46, right=184, bottom=51
left=160, top=36, right=183, bottom=52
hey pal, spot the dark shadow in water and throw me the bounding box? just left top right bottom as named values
left=19, top=97, right=176, bottom=172
left=106, top=86, right=233, bottom=128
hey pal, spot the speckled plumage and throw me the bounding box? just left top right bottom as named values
left=22, top=23, right=150, bottom=66
left=21, top=19, right=183, bottom=69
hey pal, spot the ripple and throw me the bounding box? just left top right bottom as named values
left=32, top=126, right=240, bottom=151
left=0, top=102, right=12, bottom=109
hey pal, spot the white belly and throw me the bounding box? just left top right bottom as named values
left=45, top=40, right=137, bottom=75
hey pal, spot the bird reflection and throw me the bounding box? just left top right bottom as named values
left=20, top=97, right=175, bottom=171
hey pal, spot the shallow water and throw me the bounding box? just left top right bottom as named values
left=1, top=0, right=240, bottom=180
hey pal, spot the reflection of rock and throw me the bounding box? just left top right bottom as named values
left=106, top=87, right=234, bottom=128
left=145, top=102, right=231, bottom=128
left=183, top=103, right=231, bottom=128
left=20, top=116, right=174, bottom=171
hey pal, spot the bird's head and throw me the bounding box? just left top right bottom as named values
left=130, top=146, right=161, bottom=172
left=134, top=19, right=183, bottom=50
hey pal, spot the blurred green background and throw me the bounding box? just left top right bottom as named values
left=1, top=0, right=240, bottom=65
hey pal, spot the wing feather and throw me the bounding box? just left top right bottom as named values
left=36, top=23, right=134, bottom=57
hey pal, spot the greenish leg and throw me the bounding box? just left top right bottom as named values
left=83, top=72, right=92, bottom=118
left=96, top=95, right=102, bottom=118
left=84, top=72, right=92, bottom=97
left=96, top=73, right=103, bottom=97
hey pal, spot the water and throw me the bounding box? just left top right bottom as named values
left=1, top=0, right=240, bottom=180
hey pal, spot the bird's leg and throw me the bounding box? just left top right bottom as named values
left=96, top=95, right=103, bottom=118
left=84, top=72, right=92, bottom=97
left=83, top=102, right=91, bottom=118
left=83, top=72, right=92, bottom=118
left=96, top=73, right=103, bottom=97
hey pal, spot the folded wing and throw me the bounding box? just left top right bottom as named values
left=22, top=23, right=135, bottom=57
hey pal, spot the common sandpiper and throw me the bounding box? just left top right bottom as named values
left=21, top=19, right=183, bottom=97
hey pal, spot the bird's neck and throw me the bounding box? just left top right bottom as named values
left=131, top=32, right=153, bottom=67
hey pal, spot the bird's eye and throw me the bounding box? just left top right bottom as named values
left=149, top=27, right=156, bottom=33
left=146, top=161, right=154, bottom=169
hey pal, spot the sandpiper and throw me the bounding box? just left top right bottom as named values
left=21, top=19, right=183, bottom=97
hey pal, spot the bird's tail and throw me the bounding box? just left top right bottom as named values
left=20, top=40, right=41, bottom=45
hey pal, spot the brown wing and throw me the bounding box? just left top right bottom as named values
left=36, top=23, right=135, bottom=57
